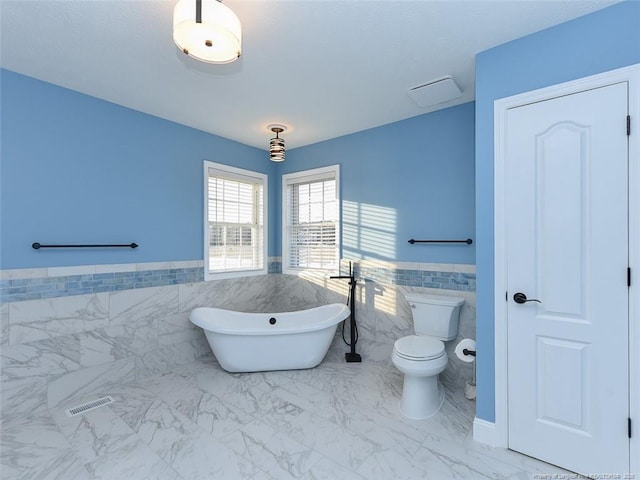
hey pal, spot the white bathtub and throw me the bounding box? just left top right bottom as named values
left=190, top=303, right=350, bottom=373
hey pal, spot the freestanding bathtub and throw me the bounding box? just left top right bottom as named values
left=190, top=303, right=350, bottom=373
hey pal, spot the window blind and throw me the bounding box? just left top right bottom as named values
left=207, top=169, right=264, bottom=274
left=286, top=174, right=338, bottom=270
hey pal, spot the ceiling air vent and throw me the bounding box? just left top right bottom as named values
left=408, top=75, right=462, bottom=108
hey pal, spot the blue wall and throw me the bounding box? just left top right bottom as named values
left=0, top=69, right=278, bottom=269
left=283, top=102, right=476, bottom=265
left=1, top=69, right=475, bottom=270
left=474, top=1, right=640, bottom=422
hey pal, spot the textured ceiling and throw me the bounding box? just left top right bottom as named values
left=0, top=0, right=621, bottom=149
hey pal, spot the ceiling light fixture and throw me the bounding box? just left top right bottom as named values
left=268, top=125, right=286, bottom=162
left=173, top=0, right=241, bottom=64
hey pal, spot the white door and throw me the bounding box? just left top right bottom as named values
left=506, top=82, right=629, bottom=474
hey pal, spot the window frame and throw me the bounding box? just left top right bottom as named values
left=203, top=161, right=268, bottom=281
left=282, top=164, right=340, bottom=275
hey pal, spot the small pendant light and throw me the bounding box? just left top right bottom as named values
left=268, top=125, right=286, bottom=162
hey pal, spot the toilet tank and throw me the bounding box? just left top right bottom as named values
left=404, top=293, right=464, bottom=341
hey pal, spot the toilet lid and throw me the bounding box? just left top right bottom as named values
left=394, top=335, right=445, bottom=361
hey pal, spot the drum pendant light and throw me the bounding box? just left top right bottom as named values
left=173, top=0, right=241, bottom=64
left=268, top=125, right=286, bottom=162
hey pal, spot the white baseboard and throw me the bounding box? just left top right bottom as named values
left=473, top=417, right=497, bottom=446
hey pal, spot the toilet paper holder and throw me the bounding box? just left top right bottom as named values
left=462, top=348, right=476, bottom=357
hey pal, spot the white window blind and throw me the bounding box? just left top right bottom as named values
left=283, top=166, right=339, bottom=272
left=204, top=162, right=267, bottom=279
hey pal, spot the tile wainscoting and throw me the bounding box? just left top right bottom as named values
left=0, top=259, right=475, bottom=428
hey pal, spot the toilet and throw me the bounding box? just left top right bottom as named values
left=392, top=293, right=464, bottom=419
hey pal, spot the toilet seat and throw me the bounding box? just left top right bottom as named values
left=393, top=335, right=445, bottom=361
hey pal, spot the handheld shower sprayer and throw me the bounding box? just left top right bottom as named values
left=329, top=261, right=361, bottom=363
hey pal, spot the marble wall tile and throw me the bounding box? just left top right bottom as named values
left=453, top=263, right=477, bottom=274
left=136, top=260, right=202, bottom=271
left=324, top=337, right=342, bottom=360
left=47, top=357, right=136, bottom=409
left=358, top=281, right=411, bottom=346
left=1, top=335, right=81, bottom=381
left=8, top=293, right=109, bottom=344
left=109, top=285, right=178, bottom=326
left=159, top=326, right=202, bottom=347
left=191, top=334, right=212, bottom=359
left=0, top=267, right=48, bottom=280
left=178, top=275, right=274, bottom=313
left=0, top=377, right=48, bottom=429
left=158, top=311, right=202, bottom=346
left=77, top=318, right=159, bottom=367
left=357, top=340, right=394, bottom=364
left=158, top=311, right=191, bottom=335
left=1, top=302, right=8, bottom=346
left=94, top=263, right=136, bottom=274
left=271, top=274, right=343, bottom=312
left=47, top=265, right=97, bottom=277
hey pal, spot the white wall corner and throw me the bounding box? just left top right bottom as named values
left=473, top=417, right=497, bottom=446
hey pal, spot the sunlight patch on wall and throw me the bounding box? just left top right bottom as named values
left=297, top=269, right=349, bottom=298
left=343, top=200, right=397, bottom=260
left=365, top=278, right=399, bottom=317
left=358, top=259, right=400, bottom=317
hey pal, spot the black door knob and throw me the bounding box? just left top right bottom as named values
left=513, top=292, right=542, bottom=304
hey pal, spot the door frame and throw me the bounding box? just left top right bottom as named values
left=493, top=63, right=640, bottom=473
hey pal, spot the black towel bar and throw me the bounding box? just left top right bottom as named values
left=32, top=242, right=139, bottom=249
left=408, top=238, right=473, bottom=245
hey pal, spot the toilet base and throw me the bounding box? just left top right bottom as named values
left=399, top=373, right=445, bottom=419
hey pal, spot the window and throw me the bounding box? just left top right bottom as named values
left=282, top=165, right=340, bottom=274
left=204, top=161, right=267, bottom=280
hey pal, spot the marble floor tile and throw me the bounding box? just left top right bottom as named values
left=152, top=378, right=252, bottom=439
left=1, top=356, right=574, bottom=480
left=120, top=398, right=200, bottom=456
left=0, top=414, right=72, bottom=474
left=83, top=437, right=181, bottom=480
left=225, top=419, right=323, bottom=478
left=300, top=457, right=368, bottom=480
left=3, top=449, right=92, bottom=480
left=157, top=428, right=260, bottom=480
left=283, top=409, right=383, bottom=471
left=457, top=431, right=572, bottom=478
left=355, top=446, right=445, bottom=480
left=52, top=404, right=139, bottom=464
left=269, top=381, right=424, bottom=456
left=0, top=376, right=48, bottom=428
